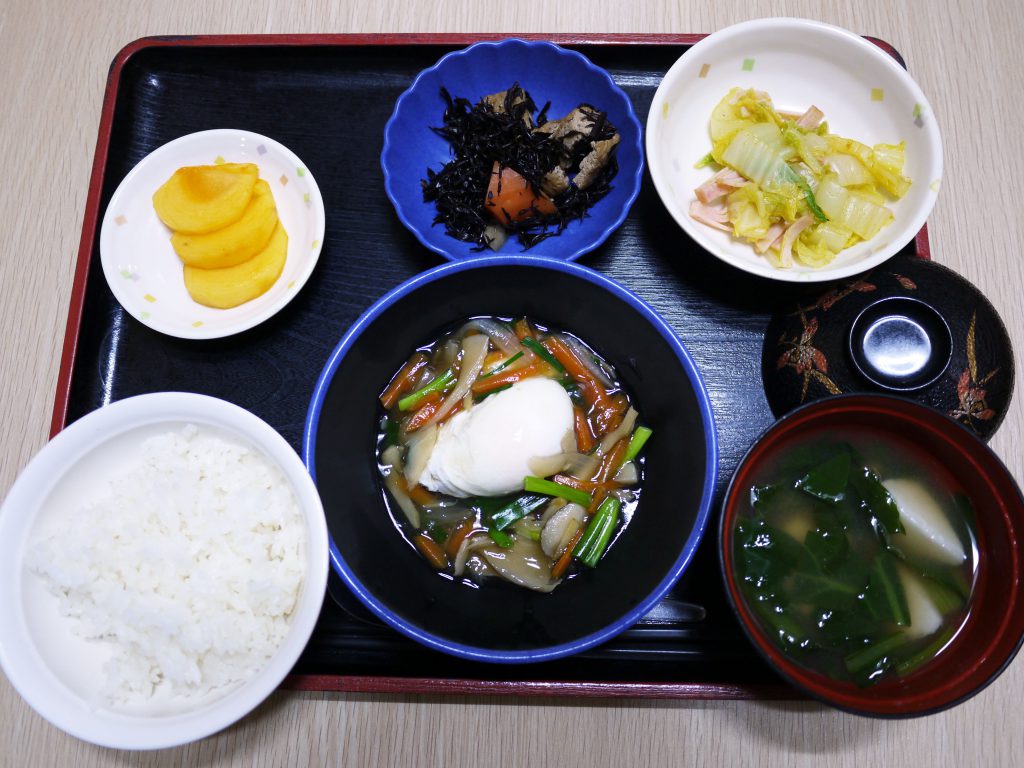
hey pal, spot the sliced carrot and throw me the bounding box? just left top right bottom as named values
left=414, top=533, right=450, bottom=570
left=485, top=162, right=558, bottom=225
left=587, top=486, right=611, bottom=515
left=573, top=406, right=596, bottom=453
left=551, top=528, right=585, bottom=580
left=407, top=484, right=437, bottom=507
left=594, top=437, right=629, bottom=485
left=513, top=318, right=536, bottom=340
left=543, top=336, right=624, bottom=435
left=380, top=353, right=429, bottom=409
left=445, top=518, right=477, bottom=559
left=470, top=360, right=545, bottom=395
left=405, top=396, right=444, bottom=432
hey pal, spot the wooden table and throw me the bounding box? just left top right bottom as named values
left=2, top=1, right=1021, bottom=765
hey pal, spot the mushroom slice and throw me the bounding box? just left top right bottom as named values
left=541, top=502, right=586, bottom=558
left=481, top=536, right=559, bottom=592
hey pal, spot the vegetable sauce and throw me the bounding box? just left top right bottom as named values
left=376, top=316, right=650, bottom=593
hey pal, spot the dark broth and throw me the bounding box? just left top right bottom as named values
left=734, top=427, right=977, bottom=686
left=376, top=316, right=647, bottom=592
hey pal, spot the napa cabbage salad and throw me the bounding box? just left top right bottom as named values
left=691, top=88, right=911, bottom=268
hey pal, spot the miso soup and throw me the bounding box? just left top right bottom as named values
left=733, top=427, right=977, bottom=686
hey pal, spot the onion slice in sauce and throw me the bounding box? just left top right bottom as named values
left=457, top=318, right=531, bottom=360
left=557, top=334, right=615, bottom=388
left=423, top=334, right=489, bottom=428
left=381, top=445, right=420, bottom=528
left=599, top=407, right=638, bottom=455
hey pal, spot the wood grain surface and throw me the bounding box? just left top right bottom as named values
left=1, top=1, right=1022, bottom=765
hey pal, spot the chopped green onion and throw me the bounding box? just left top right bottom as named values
left=479, top=351, right=524, bottom=378
left=623, top=426, right=652, bottom=462
left=572, top=497, right=621, bottom=567
left=398, top=369, right=456, bottom=411
left=522, top=337, right=566, bottom=374
left=489, top=495, right=548, bottom=531
left=474, top=382, right=513, bottom=402
left=523, top=476, right=592, bottom=507
left=488, top=528, right=514, bottom=548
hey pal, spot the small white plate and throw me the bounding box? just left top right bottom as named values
left=99, top=130, right=326, bottom=339
left=0, top=393, right=328, bottom=749
left=646, top=18, right=943, bottom=282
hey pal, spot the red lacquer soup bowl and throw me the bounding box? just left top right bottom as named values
left=719, top=394, right=1024, bottom=717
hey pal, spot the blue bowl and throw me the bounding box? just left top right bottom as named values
left=303, top=255, right=717, bottom=662
left=381, top=39, right=644, bottom=262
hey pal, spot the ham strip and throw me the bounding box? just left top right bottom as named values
left=755, top=222, right=787, bottom=253
left=694, top=168, right=747, bottom=204
left=795, top=105, right=825, bottom=131
left=689, top=200, right=731, bottom=232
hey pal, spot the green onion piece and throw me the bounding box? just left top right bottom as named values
left=694, top=152, right=716, bottom=169
left=478, top=351, right=524, bottom=378
left=488, top=528, right=514, bottom=548
left=489, top=495, right=549, bottom=531
left=474, top=382, right=513, bottom=402
left=572, top=497, right=621, bottom=567
left=521, top=337, right=566, bottom=374
left=623, top=426, right=652, bottom=462
left=523, top=476, right=592, bottom=507
left=397, top=369, right=456, bottom=411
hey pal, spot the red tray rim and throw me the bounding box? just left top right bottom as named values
left=53, top=32, right=930, bottom=701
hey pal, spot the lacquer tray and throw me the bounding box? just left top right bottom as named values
left=55, top=33, right=929, bottom=699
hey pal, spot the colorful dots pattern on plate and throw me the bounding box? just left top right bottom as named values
left=646, top=18, right=943, bottom=283
left=98, top=129, right=326, bottom=340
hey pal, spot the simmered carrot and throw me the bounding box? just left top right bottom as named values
left=405, top=395, right=444, bottom=432
left=407, top=484, right=437, bottom=507
left=593, top=437, right=629, bottom=485
left=551, top=528, right=585, bottom=580
left=543, top=337, right=624, bottom=434
left=513, top=318, right=536, bottom=340
left=485, top=162, right=558, bottom=226
left=588, top=486, right=610, bottom=515
left=379, top=353, right=429, bottom=408
left=574, top=406, right=596, bottom=453
left=471, top=360, right=545, bottom=395
left=445, top=518, right=476, bottom=559
left=414, top=533, right=450, bottom=570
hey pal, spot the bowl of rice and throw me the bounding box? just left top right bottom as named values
left=0, top=392, right=328, bottom=750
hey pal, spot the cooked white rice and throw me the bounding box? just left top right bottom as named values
left=27, top=424, right=305, bottom=705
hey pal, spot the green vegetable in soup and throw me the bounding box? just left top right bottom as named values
left=733, top=438, right=975, bottom=687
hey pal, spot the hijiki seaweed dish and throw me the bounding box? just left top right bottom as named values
left=422, top=84, right=621, bottom=250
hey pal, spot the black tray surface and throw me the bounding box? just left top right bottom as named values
left=68, top=41, right=918, bottom=691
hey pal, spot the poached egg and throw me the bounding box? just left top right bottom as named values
left=419, top=377, right=574, bottom=498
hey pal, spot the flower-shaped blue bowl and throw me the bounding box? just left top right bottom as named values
left=303, top=255, right=717, bottom=662
left=381, top=39, right=644, bottom=262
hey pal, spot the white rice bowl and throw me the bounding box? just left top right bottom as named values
left=0, top=393, right=328, bottom=750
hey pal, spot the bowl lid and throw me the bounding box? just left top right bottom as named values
left=761, top=254, right=1014, bottom=440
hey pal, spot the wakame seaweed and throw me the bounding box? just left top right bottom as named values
left=421, top=83, right=620, bottom=250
